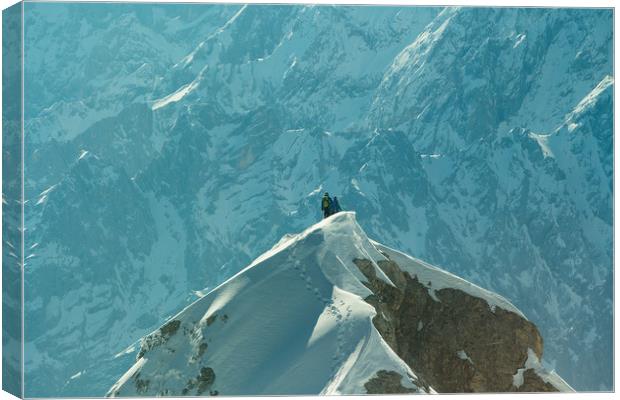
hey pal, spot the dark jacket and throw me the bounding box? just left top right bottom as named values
left=331, top=197, right=342, bottom=213
left=321, top=195, right=331, bottom=211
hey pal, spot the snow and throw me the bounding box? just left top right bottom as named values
left=241, top=212, right=395, bottom=297
left=113, top=343, right=137, bottom=359
left=456, top=350, right=473, bottom=364
left=513, top=33, right=526, bottom=48
left=528, top=132, right=555, bottom=158
left=178, top=5, right=247, bottom=67
left=306, top=185, right=324, bottom=197
left=571, top=75, right=613, bottom=116
left=35, top=184, right=58, bottom=205
left=512, top=348, right=572, bottom=391
left=70, top=371, right=84, bottom=380
left=109, top=358, right=147, bottom=395
left=108, top=212, right=424, bottom=396
left=322, top=324, right=421, bottom=395
left=35, top=195, right=48, bottom=206
left=39, top=185, right=57, bottom=196
left=372, top=242, right=527, bottom=319
left=152, top=78, right=202, bottom=110
left=27, top=100, right=115, bottom=143
left=108, top=212, right=551, bottom=396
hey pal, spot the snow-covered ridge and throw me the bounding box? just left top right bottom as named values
left=371, top=240, right=526, bottom=318
left=108, top=212, right=424, bottom=396
left=107, top=212, right=568, bottom=395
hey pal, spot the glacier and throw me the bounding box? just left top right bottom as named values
left=20, top=2, right=612, bottom=396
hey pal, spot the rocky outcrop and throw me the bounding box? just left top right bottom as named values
left=364, top=371, right=418, bottom=394
left=106, top=212, right=572, bottom=396
left=354, top=256, right=565, bottom=393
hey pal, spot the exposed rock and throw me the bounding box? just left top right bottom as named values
left=206, top=314, right=218, bottom=326
left=137, top=319, right=181, bottom=359
left=197, top=367, right=216, bottom=394
left=183, top=366, right=216, bottom=396
left=133, top=373, right=149, bottom=395
left=161, top=320, right=182, bottom=336
left=364, top=370, right=418, bottom=394
left=198, top=342, right=209, bottom=358
left=516, top=369, right=558, bottom=392
left=190, top=342, right=209, bottom=363
left=355, top=257, right=560, bottom=393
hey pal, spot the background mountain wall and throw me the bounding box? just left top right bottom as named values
left=22, top=3, right=612, bottom=395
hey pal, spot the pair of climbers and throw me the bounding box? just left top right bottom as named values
left=321, top=192, right=342, bottom=219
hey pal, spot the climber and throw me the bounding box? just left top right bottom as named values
left=331, top=196, right=342, bottom=214
left=321, top=192, right=332, bottom=219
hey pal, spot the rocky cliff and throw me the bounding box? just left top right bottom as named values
left=356, top=253, right=562, bottom=392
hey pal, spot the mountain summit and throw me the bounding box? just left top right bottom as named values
left=107, top=212, right=572, bottom=395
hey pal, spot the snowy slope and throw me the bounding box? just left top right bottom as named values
left=107, top=213, right=570, bottom=396
left=107, top=213, right=424, bottom=396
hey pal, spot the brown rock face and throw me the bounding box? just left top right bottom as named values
left=364, top=371, right=418, bottom=394
left=354, top=257, right=560, bottom=393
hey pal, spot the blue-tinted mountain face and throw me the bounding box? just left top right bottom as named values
left=22, top=3, right=612, bottom=395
